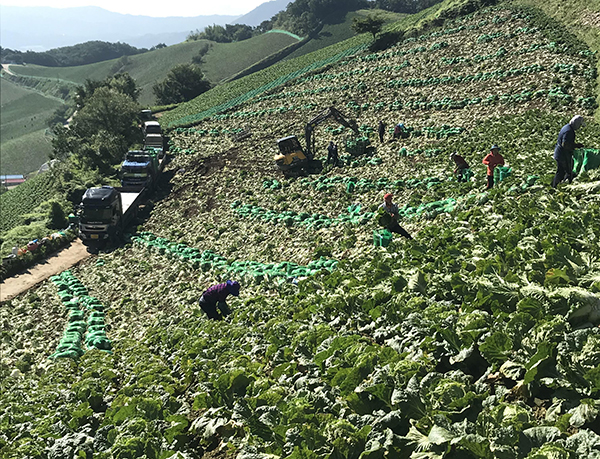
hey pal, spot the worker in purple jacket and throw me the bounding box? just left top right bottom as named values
left=199, top=280, right=240, bottom=320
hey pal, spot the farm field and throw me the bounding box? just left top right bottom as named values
left=0, top=78, right=64, bottom=175
left=2, top=3, right=600, bottom=459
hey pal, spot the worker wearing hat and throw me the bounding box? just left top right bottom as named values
left=482, top=145, right=505, bottom=189
left=450, top=152, right=470, bottom=182
left=552, top=115, right=586, bottom=187
left=380, top=193, right=412, bottom=239
left=198, top=280, right=240, bottom=320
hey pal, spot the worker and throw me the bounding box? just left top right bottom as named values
left=198, top=280, right=240, bottom=320
left=393, top=123, right=409, bottom=140
left=482, top=144, right=505, bottom=190
left=378, top=121, right=386, bottom=143
left=552, top=115, right=585, bottom=187
left=327, top=141, right=339, bottom=166
left=380, top=193, right=412, bottom=239
left=450, top=152, right=470, bottom=182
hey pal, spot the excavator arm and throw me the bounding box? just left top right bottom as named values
left=304, top=106, right=359, bottom=158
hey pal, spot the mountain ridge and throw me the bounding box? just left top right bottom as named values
left=0, top=5, right=239, bottom=51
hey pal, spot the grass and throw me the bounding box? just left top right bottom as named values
left=284, top=9, right=405, bottom=61
left=202, top=32, right=300, bottom=84
left=8, top=34, right=303, bottom=106
left=0, top=78, right=64, bottom=175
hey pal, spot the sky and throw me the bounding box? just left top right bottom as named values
left=0, top=0, right=269, bottom=17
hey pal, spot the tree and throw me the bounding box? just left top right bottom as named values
left=152, top=64, right=212, bottom=105
left=52, top=86, right=140, bottom=173
left=352, top=15, right=385, bottom=39
left=75, top=73, right=139, bottom=109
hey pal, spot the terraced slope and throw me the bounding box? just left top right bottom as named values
left=0, top=78, right=65, bottom=175
left=2, top=5, right=600, bottom=459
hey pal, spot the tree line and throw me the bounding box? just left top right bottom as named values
left=188, top=0, right=446, bottom=43
left=0, top=41, right=165, bottom=67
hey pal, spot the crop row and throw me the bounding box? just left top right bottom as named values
left=211, top=89, right=595, bottom=123
left=231, top=201, right=374, bottom=229
left=295, top=174, right=446, bottom=193
left=387, top=63, right=546, bottom=88
left=131, top=232, right=338, bottom=283
left=0, top=172, right=56, bottom=233
left=49, top=270, right=112, bottom=359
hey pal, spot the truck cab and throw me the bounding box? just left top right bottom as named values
left=142, top=121, right=164, bottom=150
left=120, top=150, right=159, bottom=191
left=79, top=186, right=122, bottom=248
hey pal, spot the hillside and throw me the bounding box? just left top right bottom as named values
left=282, top=9, right=405, bottom=62
left=2, top=3, right=600, bottom=459
left=0, top=32, right=301, bottom=175
left=234, top=0, right=292, bottom=26
left=7, top=33, right=302, bottom=105
left=0, top=77, right=65, bottom=175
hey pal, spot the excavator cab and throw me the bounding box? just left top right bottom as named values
left=274, top=107, right=360, bottom=173
left=274, top=136, right=308, bottom=171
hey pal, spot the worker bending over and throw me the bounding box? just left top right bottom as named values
left=450, top=152, right=470, bottom=182
left=199, top=280, right=240, bottom=320
left=380, top=193, right=412, bottom=239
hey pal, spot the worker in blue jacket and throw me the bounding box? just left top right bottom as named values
left=552, top=115, right=585, bottom=187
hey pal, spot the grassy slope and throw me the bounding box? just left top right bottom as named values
left=3, top=4, right=600, bottom=459
left=202, top=31, right=299, bottom=84
left=284, top=9, right=405, bottom=61
left=8, top=34, right=302, bottom=106
left=0, top=78, right=63, bottom=175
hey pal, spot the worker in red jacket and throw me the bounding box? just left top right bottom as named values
left=482, top=145, right=505, bottom=189
left=199, top=280, right=240, bottom=320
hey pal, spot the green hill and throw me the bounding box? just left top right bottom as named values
left=0, top=77, right=65, bottom=175
left=8, top=33, right=302, bottom=105
left=2, top=2, right=600, bottom=459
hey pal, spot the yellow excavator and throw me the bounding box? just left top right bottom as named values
left=274, top=106, right=359, bottom=171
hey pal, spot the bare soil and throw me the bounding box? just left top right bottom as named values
left=0, top=240, right=91, bottom=302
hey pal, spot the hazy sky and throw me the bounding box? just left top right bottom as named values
left=0, top=0, right=269, bottom=17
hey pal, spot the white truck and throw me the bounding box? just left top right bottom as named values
left=143, top=120, right=164, bottom=150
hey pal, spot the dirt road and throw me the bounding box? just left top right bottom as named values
left=1, top=63, right=16, bottom=76
left=0, top=240, right=91, bottom=302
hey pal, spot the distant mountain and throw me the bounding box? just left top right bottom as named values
left=0, top=6, right=239, bottom=51
left=233, top=0, right=291, bottom=26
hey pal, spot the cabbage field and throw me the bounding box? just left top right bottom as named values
left=2, top=4, right=600, bottom=459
